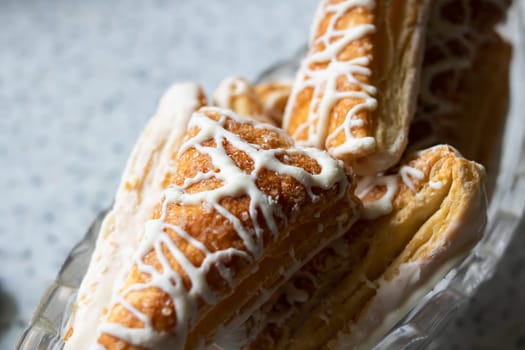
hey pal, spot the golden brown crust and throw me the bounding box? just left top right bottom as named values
left=97, top=107, right=359, bottom=349
left=283, top=0, right=430, bottom=175
left=254, top=82, right=292, bottom=125
left=329, top=146, right=486, bottom=349
left=246, top=145, right=486, bottom=349
left=291, top=4, right=374, bottom=146
left=65, top=83, right=208, bottom=350
left=69, top=1, right=511, bottom=348
left=283, top=1, right=375, bottom=152
left=213, top=77, right=276, bottom=125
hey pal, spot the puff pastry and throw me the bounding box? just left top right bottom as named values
left=213, top=77, right=276, bottom=125
left=76, top=106, right=360, bottom=349
left=283, top=0, right=430, bottom=175
left=409, top=0, right=511, bottom=191
left=61, top=1, right=507, bottom=348
left=64, top=82, right=207, bottom=349
left=254, top=81, right=293, bottom=125
left=245, top=145, right=486, bottom=349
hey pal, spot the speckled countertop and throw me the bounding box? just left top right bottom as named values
left=1, top=0, right=524, bottom=349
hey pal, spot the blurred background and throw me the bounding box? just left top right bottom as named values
left=1, top=0, right=524, bottom=349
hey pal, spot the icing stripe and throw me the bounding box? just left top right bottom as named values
left=97, top=107, right=349, bottom=348
left=284, top=0, right=377, bottom=156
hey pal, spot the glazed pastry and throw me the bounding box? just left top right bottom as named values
left=85, top=106, right=359, bottom=349
left=64, top=82, right=207, bottom=349
left=409, top=0, right=511, bottom=191
left=254, top=81, right=293, bottom=125
left=282, top=0, right=430, bottom=175
left=60, top=1, right=506, bottom=349
left=213, top=77, right=276, bottom=125
left=330, top=152, right=486, bottom=349
left=245, top=145, right=486, bottom=349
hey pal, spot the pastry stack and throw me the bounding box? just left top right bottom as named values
left=64, top=0, right=511, bottom=349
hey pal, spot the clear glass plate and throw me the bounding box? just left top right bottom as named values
left=17, top=2, right=525, bottom=349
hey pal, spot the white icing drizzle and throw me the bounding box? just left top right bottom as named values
left=417, top=0, right=476, bottom=124
left=399, top=165, right=424, bottom=194
left=213, top=77, right=250, bottom=110
left=414, top=0, right=507, bottom=145
left=281, top=271, right=318, bottom=309
left=283, top=0, right=377, bottom=156
left=334, top=150, right=487, bottom=349
left=65, top=82, right=204, bottom=350
left=429, top=180, right=443, bottom=190
left=356, top=174, right=399, bottom=220
left=211, top=208, right=355, bottom=349
left=97, top=107, right=348, bottom=349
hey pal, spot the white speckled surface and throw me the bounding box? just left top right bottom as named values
left=1, top=0, right=524, bottom=349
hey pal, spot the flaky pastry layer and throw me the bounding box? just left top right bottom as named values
left=94, top=107, right=359, bottom=349
left=64, top=83, right=207, bottom=350
left=213, top=77, right=275, bottom=125
left=244, top=145, right=486, bottom=349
